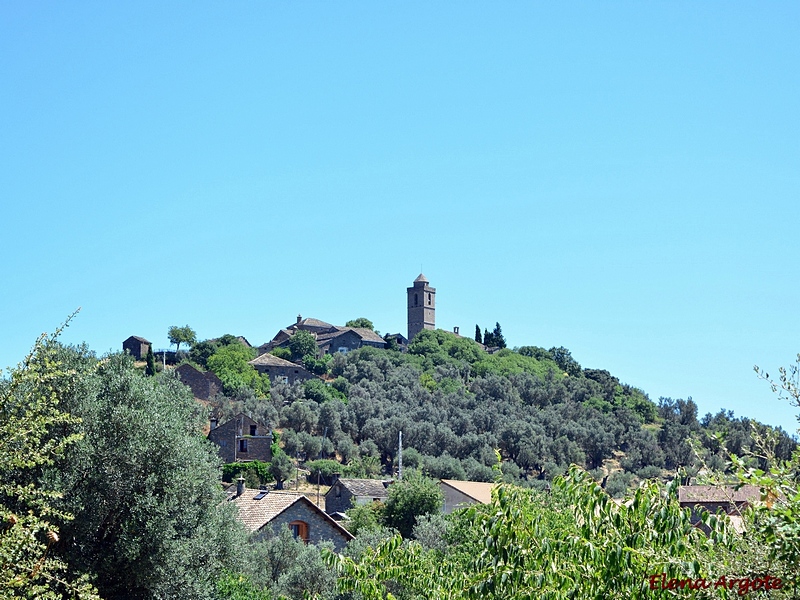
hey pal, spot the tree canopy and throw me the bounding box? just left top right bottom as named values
left=345, top=317, right=375, bottom=331
left=207, top=343, right=270, bottom=397
left=0, top=329, right=100, bottom=599
left=167, top=324, right=197, bottom=354
left=47, top=347, right=244, bottom=600
left=289, top=330, right=317, bottom=361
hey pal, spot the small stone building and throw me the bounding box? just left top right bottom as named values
left=208, top=413, right=272, bottom=464
left=122, top=336, right=151, bottom=360
left=440, top=479, right=497, bottom=514
left=248, top=353, right=315, bottom=385
left=229, top=486, right=354, bottom=552
left=325, top=477, right=391, bottom=515
left=175, top=363, right=223, bottom=401
left=678, top=485, right=761, bottom=530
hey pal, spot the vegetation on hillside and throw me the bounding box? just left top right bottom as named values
left=5, top=321, right=798, bottom=599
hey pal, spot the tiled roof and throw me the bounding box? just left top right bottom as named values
left=230, top=490, right=305, bottom=532
left=331, top=479, right=391, bottom=498
left=315, top=328, right=347, bottom=343
left=678, top=485, right=761, bottom=504
left=229, top=488, right=354, bottom=540
left=292, top=318, right=335, bottom=330
left=414, top=273, right=429, bottom=283
left=127, top=336, right=151, bottom=343
left=683, top=485, right=761, bottom=503
left=349, top=328, right=386, bottom=344
left=316, top=328, right=385, bottom=345
left=249, top=353, right=301, bottom=368
left=440, top=479, right=497, bottom=504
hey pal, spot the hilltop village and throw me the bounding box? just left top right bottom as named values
left=7, top=274, right=800, bottom=599
left=118, top=274, right=795, bottom=545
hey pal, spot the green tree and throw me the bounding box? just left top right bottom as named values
left=168, top=324, right=197, bottom=354
left=329, top=468, right=737, bottom=599
left=475, top=324, right=482, bottom=343
left=345, top=317, right=375, bottom=331
left=270, top=346, right=292, bottom=360
left=269, top=448, right=294, bottom=490
left=289, top=330, right=317, bottom=362
left=48, top=348, right=244, bottom=600
left=549, top=346, right=582, bottom=376
left=189, top=339, right=219, bottom=368
left=207, top=343, right=270, bottom=397
left=0, top=329, right=100, bottom=599
left=491, top=322, right=506, bottom=349
left=383, top=470, right=443, bottom=538
left=145, top=344, right=156, bottom=376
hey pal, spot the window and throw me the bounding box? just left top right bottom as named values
left=289, top=520, right=308, bottom=542
left=428, top=292, right=432, bottom=305
left=250, top=425, right=257, bottom=436
left=278, top=376, right=289, bottom=384
left=239, top=439, right=248, bottom=453
left=337, top=347, right=349, bottom=354
left=414, top=293, right=418, bottom=306
left=335, top=485, right=341, bottom=498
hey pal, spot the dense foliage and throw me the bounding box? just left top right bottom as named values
left=260, top=330, right=795, bottom=495
left=0, top=329, right=99, bottom=599
left=46, top=346, right=244, bottom=600
left=4, top=322, right=799, bottom=599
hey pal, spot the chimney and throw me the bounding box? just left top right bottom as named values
left=210, top=418, right=218, bottom=430
left=297, top=314, right=302, bottom=324
left=453, top=326, right=459, bottom=335
left=236, top=476, right=245, bottom=497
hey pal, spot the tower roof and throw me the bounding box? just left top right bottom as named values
left=413, top=273, right=428, bottom=283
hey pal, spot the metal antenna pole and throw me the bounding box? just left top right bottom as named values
left=398, top=431, right=403, bottom=480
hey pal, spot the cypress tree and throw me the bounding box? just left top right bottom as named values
left=145, top=345, right=157, bottom=376
left=492, top=322, right=507, bottom=349
left=475, top=324, right=482, bottom=343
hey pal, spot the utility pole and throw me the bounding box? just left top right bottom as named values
left=398, top=430, right=403, bottom=481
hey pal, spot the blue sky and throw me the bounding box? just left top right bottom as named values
left=2, top=2, right=798, bottom=433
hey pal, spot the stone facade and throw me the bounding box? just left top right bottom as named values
left=231, top=488, right=354, bottom=552
left=316, top=329, right=386, bottom=355
left=122, top=336, right=151, bottom=360
left=325, top=478, right=390, bottom=515
left=208, top=413, right=272, bottom=464
left=407, top=274, right=435, bottom=342
left=175, top=363, right=223, bottom=400
left=259, top=317, right=386, bottom=358
left=267, top=497, right=353, bottom=552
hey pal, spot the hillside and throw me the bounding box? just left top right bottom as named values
left=199, top=328, right=797, bottom=496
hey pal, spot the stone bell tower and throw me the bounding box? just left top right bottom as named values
left=407, top=273, right=435, bottom=341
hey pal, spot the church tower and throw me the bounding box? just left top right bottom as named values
left=407, top=273, right=435, bottom=341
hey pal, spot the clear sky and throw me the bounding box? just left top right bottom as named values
left=2, top=2, right=798, bottom=434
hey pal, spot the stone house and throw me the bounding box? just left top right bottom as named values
left=678, top=484, right=761, bottom=530
left=122, top=336, right=151, bottom=360
left=440, top=479, right=497, bottom=514
left=208, top=413, right=272, bottom=464
left=229, top=484, right=354, bottom=551
left=315, top=327, right=386, bottom=355
left=324, top=477, right=391, bottom=516
left=248, top=353, right=315, bottom=386
left=258, top=316, right=386, bottom=358
left=175, top=363, right=223, bottom=401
